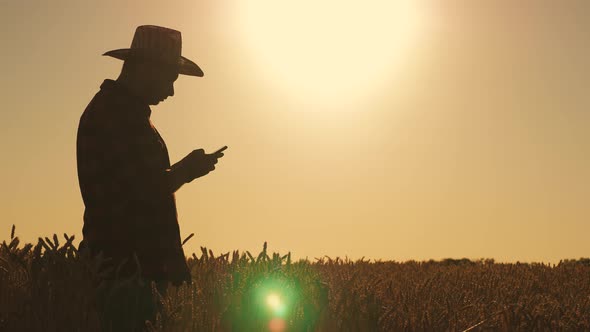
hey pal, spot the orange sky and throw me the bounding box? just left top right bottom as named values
left=1, top=1, right=589, bottom=263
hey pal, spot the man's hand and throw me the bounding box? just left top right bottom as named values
left=177, top=148, right=225, bottom=183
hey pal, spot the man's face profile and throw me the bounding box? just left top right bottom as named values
left=124, top=59, right=179, bottom=105
left=143, top=62, right=179, bottom=105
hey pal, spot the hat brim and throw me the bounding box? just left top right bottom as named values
left=103, top=48, right=204, bottom=77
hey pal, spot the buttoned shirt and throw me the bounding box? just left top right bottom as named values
left=77, top=79, right=190, bottom=284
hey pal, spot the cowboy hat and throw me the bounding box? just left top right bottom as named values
left=103, top=25, right=204, bottom=77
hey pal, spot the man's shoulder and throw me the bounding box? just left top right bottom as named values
left=79, top=81, right=131, bottom=126
left=83, top=82, right=122, bottom=112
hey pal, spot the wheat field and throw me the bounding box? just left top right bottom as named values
left=1, top=225, right=589, bottom=331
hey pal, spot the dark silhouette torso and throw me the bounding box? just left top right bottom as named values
left=76, top=79, right=190, bottom=285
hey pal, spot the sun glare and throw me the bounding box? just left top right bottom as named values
left=233, top=0, right=428, bottom=109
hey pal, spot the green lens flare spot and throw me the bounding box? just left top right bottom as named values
left=266, top=293, right=281, bottom=309
left=253, top=277, right=298, bottom=319
left=265, top=292, right=287, bottom=316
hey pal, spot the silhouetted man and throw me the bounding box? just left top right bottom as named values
left=76, top=25, right=225, bottom=288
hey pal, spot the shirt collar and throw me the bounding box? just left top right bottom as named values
left=100, top=79, right=152, bottom=118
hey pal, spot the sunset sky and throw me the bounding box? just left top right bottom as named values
left=1, top=1, right=589, bottom=263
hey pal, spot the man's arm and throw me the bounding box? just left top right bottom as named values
left=98, top=112, right=218, bottom=197
left=166, top=148, right=219, bottom=193
left=89, top=110, right=179, bottom=201
left=166, top=163, right=189, bottom=193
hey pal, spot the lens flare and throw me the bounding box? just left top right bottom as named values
left=265, top=291, right=287, bottom=317
left=266, top=293, right=282, bottom=309
left=268, top=317, right=287, bottom=332
left=253, top=277, right=297, bottom=322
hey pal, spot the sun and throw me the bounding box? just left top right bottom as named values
left=232, top=0, right=429, bottom=109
